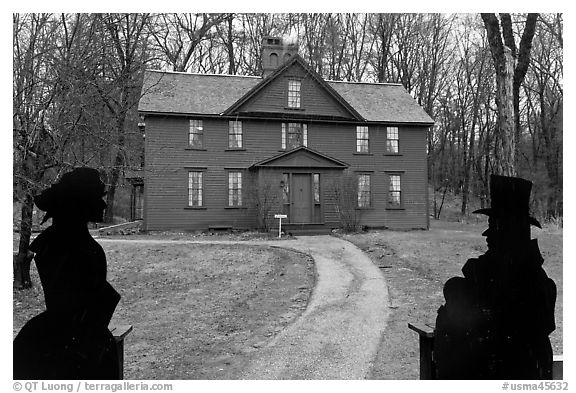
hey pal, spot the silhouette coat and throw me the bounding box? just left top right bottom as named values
left=13, top=168, right=121, bottom=380
left=434, top=175, right=556, bottom=379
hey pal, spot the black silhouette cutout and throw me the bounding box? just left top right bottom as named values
left=13, top=168, right=121, bottom=380
left=434, top=175, right=557, bottom=379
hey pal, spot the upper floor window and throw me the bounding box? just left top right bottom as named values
left=386, top=126, right=399, bottom=154
left=188, top=171, right=204, bottom=207
left=356, top=126, right=369, bottom=153
left=228, top=121, right=243, bottom=149
left=189, top=119, right=204, bottom=149
left=288, top=79, right=301, bottom=108
left=282, top=123, right=307, bottom=150
left=228, top=171, right=243, bottom=207
left=388, top=174, right=402, bottom=207
left=358, top=174, right=371, bottom=208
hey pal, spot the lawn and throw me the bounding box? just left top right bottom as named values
left=340, top=220, right=563, bottom=379
left=13, top=240, right=315, bottom=379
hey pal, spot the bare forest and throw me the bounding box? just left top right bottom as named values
left=14, top=13, right=563, bottom=288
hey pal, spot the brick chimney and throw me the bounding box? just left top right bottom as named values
left=261, top=36, right=299, bottom=78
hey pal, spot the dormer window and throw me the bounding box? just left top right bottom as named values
left=288, top=79, right=301, bottom=108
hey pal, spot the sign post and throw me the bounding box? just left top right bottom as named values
left=274, top=214, right=288, bottom=238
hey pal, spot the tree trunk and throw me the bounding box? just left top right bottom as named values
left=104, top=115, right=127, bottom=224
left=494, top=46, right=516, bottom=177
left=104, top=153, right=124, bottom=224
left=513, top=13, right=538, bottom=169
left=541, top=97, right=562, bottom=219
left=14, top=193, right=35, bottom=289
left=436, top=184, right=449, bottom=220
left=226, top=15, right=236, bottom=75
left=482, top=13, right=538, bottom=176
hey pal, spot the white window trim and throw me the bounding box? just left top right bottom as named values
left=189, top=119, right=204, bottom=149
left=386, top=126, right=399, bottom=154
left=188, top=171, right=204, bottom=207
left=228, top=120, right=243, bottom=148
left=282, top=123, right=308, bottom=149
left=228, top=171, right=243, bottom=207
left=288, top=79, right=301, bottom=108
left=388, top=174, right=402, bottom=207
left=356, top=126, right=369, bottom=153
left=357, top=173, right=371, bottom=208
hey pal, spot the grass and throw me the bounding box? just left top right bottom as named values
left=13, top=241, right=315, bottom=380
left=340, top=220, right=563, bottom=379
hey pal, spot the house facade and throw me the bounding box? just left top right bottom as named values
left=137, top=37, right=434, bottom=232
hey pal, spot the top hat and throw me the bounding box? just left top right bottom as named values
left=34, top=167, right=106, bottom=223
left=473, top=174, right=542, bottom=228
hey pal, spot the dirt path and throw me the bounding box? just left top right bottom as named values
left=97, top=235, right=391, bottom=379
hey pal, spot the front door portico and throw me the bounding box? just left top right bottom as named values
left=250, top=146, right=350, bottom=227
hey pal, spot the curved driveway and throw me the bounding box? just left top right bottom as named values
left=98, top=235, right=391, bottom=379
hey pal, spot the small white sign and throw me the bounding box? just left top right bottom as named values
left=274, top=214, right=288, bottom=238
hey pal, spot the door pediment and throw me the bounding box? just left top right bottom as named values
left=250, top=146, right=349, bottom=169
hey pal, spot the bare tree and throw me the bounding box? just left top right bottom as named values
left=147, top=13, right=227, bottom=72
left=328, top=171, right=363, bottom=232
left=523, top=14, right=563, bottom=219
left=370, top=13, right=399, bottom=83
left=13, top=13, right=63, bottom=288
left=481, top=13, right=538, bottom=176
left=88, top=13, right=150, bottom=223
left=245, top=173, right=282, bottom=231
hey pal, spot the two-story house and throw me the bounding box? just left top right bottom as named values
left=137, top=37, right=434, bottom=233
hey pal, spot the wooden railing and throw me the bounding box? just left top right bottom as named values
left=109, top=324, right=133, bottom=380
left=408, top=322, right=563, bottom=380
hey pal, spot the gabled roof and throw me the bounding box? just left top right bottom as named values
left=139, top=71, right=261, bottom=115
left=328, top=81, right=434, bottom=125
left=139, top=68, right=434, bottom=125
left=223, top=55, right=363, bottom=121
left=250, top=146, right=349, bottom=169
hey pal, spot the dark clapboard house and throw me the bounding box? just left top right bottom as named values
left=136, top=37, right=434, bottom=233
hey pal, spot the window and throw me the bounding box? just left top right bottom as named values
left=358, top=174, right=371, bottom=208
left=228, top=171, right=243, bottom=207
left=228, top=121, right=242, bottom=148
left=356, top=126, right=369, bottom=153
left=313, top=173, right=320, bottom=203
left=189, top=120, right=204, bottom=149
left=282, top=123, right=307, bottom=149
left=386, top=126, right=399, bottom=154
left=188, top=171, right=203, bottom=207
left=388, top=174, right=402, bottom=207
left=288, top=79, right=301, bottom=108
left=282, top=173, right=290, bottom=204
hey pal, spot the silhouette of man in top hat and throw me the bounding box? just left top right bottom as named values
left=434, top=175, right=557, bottom=379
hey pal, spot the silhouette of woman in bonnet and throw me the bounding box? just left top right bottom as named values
left=13, top=167, right=121, bottom=379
